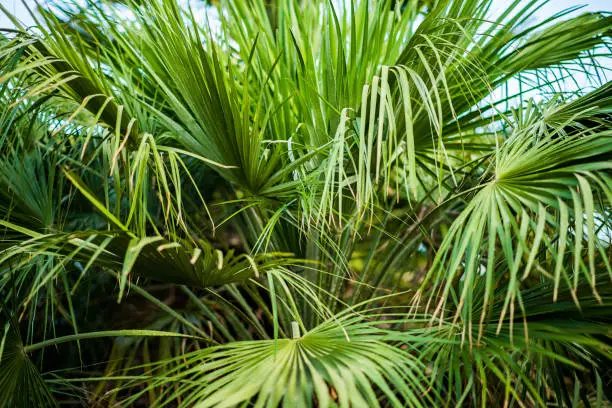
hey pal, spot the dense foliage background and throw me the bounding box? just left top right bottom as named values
left=0, top=0, right=611, bottom=406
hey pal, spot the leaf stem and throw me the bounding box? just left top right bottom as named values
left=24, top=330, right=201, bottom=353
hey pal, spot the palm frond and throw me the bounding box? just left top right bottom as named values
left=0, top=0, right=611, bottom=406
left=0, top=311, right=57, bottom=408
left=404, top=276, right=612, bottom=407
left=123, top=311, right=436, bottom=408
left=421, top=96, right=612, bottom=326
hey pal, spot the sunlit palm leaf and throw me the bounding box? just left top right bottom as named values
left=124, top=312, right=436, bottom=408
left=421, top=93, right=612, bottom=327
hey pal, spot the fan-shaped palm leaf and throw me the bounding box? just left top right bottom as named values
left=122, top=311, right=436, bottom=408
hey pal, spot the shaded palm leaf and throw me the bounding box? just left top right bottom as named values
left=0, top=311, right=57, bottom=408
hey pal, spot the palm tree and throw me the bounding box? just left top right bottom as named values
left=0, top=0, right=611, bottom=406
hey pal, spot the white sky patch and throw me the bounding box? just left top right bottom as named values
left=0, top=0, right=37, bottom=28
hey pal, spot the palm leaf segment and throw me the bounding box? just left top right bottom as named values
left=0, top=225, right=297, bottom=301
left=124, top=313, right=435, bottom=408
left=0, top=312, right=57, bottom=408
left=423, top=89, right=612, bottom=329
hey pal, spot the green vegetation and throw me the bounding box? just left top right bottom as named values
left=0, top=0, right=611, bottom=406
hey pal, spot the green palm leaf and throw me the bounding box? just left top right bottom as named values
left=0, top=0, right=611, bottom=406
left=0, top=311, right=57, bottom=408
left=124, top=312, right=436, bottom=408
left=405, top=276, right=612, bottom=407
left=0, top=224, right=299, bottom=302
left=421, top=95, right=612, bottom=327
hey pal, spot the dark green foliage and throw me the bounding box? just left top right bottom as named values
left=0, top=0, right=611, bottom=406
